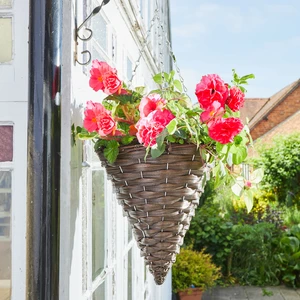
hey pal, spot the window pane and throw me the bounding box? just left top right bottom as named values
left=128, top=220, right=132, bottom=242
left=0, top=126, right=13, bottom=162
left=92, top=170, right=105, bottom=280
left=0, top=18, right=12, bottom=63
left=0, top=0, right=11, bottom=7
left=92, top=14, right=107, bottom=52
left=0, top=171, right=11, bottom=299
left=112, top=34, right=117, bottom=62
left=127, top=58, right=132, bottom=81
left=127, top=248, right=132, bottom=300
left=93, top=282, right=105, bottom=300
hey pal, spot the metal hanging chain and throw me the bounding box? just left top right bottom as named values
left=129, top=1, right=189, bottom=97
left=154, top=1, right=189, bottom=96
left=164, top=32, right=189, bottom=95
left=128, top=7, right=160, bottom=87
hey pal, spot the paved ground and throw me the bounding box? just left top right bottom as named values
left=202, top=285, right=300, bottom=300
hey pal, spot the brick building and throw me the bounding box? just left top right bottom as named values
left=241, top=79, right=300, bottom=144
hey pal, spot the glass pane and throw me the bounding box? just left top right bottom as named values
left=92, top=170, right=105, bottom=280
left=112, top=34, right=117, bottom=62
left=0, top=126, right=13, bottom=162
left=93, top=282, right=105, bottom=300
left=127, top=58, right=132, bottom=81
left=0, top=0, right=11, bottom=7
left=0, top=18, right=12, bottom=63
left=127, top=248, right=132, bottom=300
left=128, top=220, right=132, bottom=242
left=0, top=171, right=12, bottom=300
left=92, top=14, right=107, bottom=52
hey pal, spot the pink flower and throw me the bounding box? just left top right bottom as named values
left=83, top=100, right=116, bottom=136
left=208, top=117, right=244, bottom=144
left=195, top=74, right=229, bottom=110
left=89, top=60, right=122, bottom=95
left=151, top=109, right=175, bottom=127
left=136, top=109, right=175, bottom=147
left=200, top=101, right=225, bottom=124
left=97, top=113, right=116, bottom=136
left=245, top=180, right=252, bottom=188
left=139, top=94, right=167, bottom=118
left=83, top=100, right=106, bottom=132
left=103, top=73, right=122, bottom=94
left=226, top=86, right=245, bottom=112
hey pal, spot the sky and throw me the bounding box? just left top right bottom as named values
left=170, top=0, right=300, bottom=99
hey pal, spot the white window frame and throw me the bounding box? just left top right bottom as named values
left=0, top=103, right=28, bottom=300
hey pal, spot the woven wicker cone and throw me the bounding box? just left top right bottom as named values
left=97, top=143, right=206, bottom=285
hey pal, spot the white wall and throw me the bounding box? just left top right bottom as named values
left=60, top=0, right=173, bottom=299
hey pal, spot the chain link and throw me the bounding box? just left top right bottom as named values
left=128, top=7, right=159, bottom=87
left=129, top=0, right=189, bottom=97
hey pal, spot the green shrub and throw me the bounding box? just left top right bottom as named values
left=283, top=206, right=300, bottom=228
left=184, top=203, right=233, bottom=276
left=253, top=133, right=300, bottom=205
left=172, top=248, right=221, bottom=293
left=230, top=222, right=282, bottom=286
left=275, top=225, right=300, bottom=288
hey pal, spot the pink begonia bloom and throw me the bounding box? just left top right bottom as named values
left=83, top=100, right=106, bottom=132
left=139, top=94, right=167, bottom=118
left=97, top=113, right=116, bottom=136
left=136, top=109, right=175, bottom=147
left=208, top=117, right=243, bottom=144
left=226, top=86, right=245, bottom=112
left=200, top=101, right=225, bottom=124
left=102, top=73, right=122, bottom=95
left=195, top=74, right=229, bottom=110
left=89, top=60, right=122, bottom=95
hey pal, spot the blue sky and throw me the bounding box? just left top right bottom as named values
left=170, top=0, right=300, bottom=99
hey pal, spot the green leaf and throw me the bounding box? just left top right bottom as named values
left=103, top=140, right=119, bottom=164
left=166, top=119, right=178, bottom=135
left=153, top=73, right=163, bottom=84
left=232, top=145, right=247, bottom=164
left=156, top=128, right=168, bottom=148
left=250, top=168, right=264, bottom=184
left=216, top=143, right=228, bottom=155
left=121, top=136, right=135, bottom=145
left=240, top=74, right=255, bottom=81
left=231, top=177, right=244, bottom=196
left=243, top=189, right=254, bottom=212
left=173, top=79, right=183, bottom=92
left=78, top=131, right=98, bottom=140
left=174, top=129, right=187, bottom=139
left=94, top=139, right=108, bottom=151
left=134, top=86, right=145, bottom=95
left=151, top=144, right=166, bottom=158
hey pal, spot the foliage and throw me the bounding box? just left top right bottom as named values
left=172, top=248, right=221, bottom=293
left=184, top=202, right=233, bottom=276
left=282, top=206, right=300, bottom=228
left=230, top=223, right=282, bottom=286
left=74, top=60, right=261, bottom=201
left=253, top=133, right=300, bottom=204
left=275, top=225, right=300, bottom=288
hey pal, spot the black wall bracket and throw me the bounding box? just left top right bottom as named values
left=74, top=0, right=110, bottom=65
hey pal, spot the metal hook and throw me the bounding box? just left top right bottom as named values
left=76, top=50, right=92, bottom=66
left=74, top=0, right=111, bottom=65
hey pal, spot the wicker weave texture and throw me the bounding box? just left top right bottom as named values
left=97, top=144, right=205, bottom=285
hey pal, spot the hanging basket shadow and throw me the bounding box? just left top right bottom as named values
left=97, top=143, right=206, bottom=285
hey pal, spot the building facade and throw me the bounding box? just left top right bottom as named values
left=0, top=0, right=173, bottom=299
left=241, top=79, right=300, bottom=143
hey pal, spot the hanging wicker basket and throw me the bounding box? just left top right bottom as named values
left=97, top=143, right=206, bottom=285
